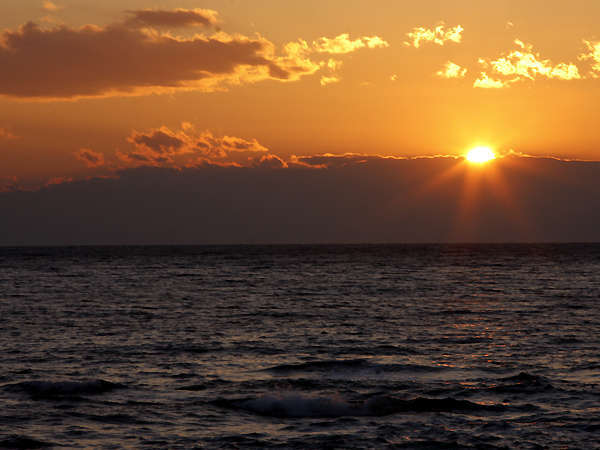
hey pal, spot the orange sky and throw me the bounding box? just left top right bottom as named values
left=1, top=0, right=600, bottom=186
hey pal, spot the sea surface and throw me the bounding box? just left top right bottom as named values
left=1, top=244, right=599, bottom=449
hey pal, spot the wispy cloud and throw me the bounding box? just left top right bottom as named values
left=405, top=23, right=463, bottom=48
left=313, top=34, right=389, bottom=54
left=437, top=61, right=467, bottom=79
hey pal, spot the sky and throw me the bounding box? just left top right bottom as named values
left=1, top=0, right=600, bottom=243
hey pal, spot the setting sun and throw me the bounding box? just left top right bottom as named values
left=466, top=146, right=496, bottom=164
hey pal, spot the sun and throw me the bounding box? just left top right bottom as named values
left=466, top=146, right=496, bottom=164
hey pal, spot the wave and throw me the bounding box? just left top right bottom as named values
left=489, top=372, right=554, bottom=394
left=265, top=359, right=447, bottom=375
left=212, top=394, right=506, bottom=419
left=153, top=343, right=223, bottom=355
left=355, top=344, right=420, bottom=356
left=81, top=413, right=149, bottom=425
left=266, top=359, right=370, bottom=373
left=0, top=435, right=54, bottom=449
left=3, top=379, right=126, bottom=401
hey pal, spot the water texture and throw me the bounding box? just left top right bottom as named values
left=1, top=244, right=599, bottom=448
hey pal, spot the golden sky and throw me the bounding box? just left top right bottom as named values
left=1, top=0, right=600, bottom=185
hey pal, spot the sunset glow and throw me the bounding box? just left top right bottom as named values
left=1, top=0, right=600, bottom=243
left=2, top=4, right=600, bottom=449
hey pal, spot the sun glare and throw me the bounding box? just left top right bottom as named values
left=466, top=146, right=496, bottom=164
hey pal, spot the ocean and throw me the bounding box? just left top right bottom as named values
left=1, top=244, right=599, bottom=449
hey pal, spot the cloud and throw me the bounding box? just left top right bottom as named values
left=46, top=176, right=73, bottom=186
left=124, top=8, right=219, bottom=28
left=78, top=127, right=422, bottom=175
left=437, top=61, right=467, bottom=79
left=129, top=127, right=186, bottom=155
left=405, top=23, right=463, bottom=48
left=118, top=128, right=188, bottom=166
left=0, top=20, right=317, bottom=99
left=42, top=1, right=61, bottom=12
left=580, top=40, right=600, bottom=75
left=291, top=153, right=407, bottom=169
left=3, top=156, right=600, bottom=244
left=0, top=15, right=389, bottom=100
left=0, top=176, right=18, bottom=193
left=0, top=128, right=17, bottom=139
left=478, top=40, right=581, bottom=87
left=313, top=34, right=389, bottom=54
left=318, top=59, right=343, bottom=86
left=253, top=154, right=288, bottom=169
left=323, top=59, right=343, bottom=71
left=117, top=124, right=271, bottom=167
left=276, top=39, right=321, bottom=78
left=473, top=72, right=507, bottom=89
left=320, top=76, right=340, bottom=86
left=75, top=148, right=106, bottom=168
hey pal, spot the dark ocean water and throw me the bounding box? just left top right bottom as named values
left=1, top=244, right=599, bottom=449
